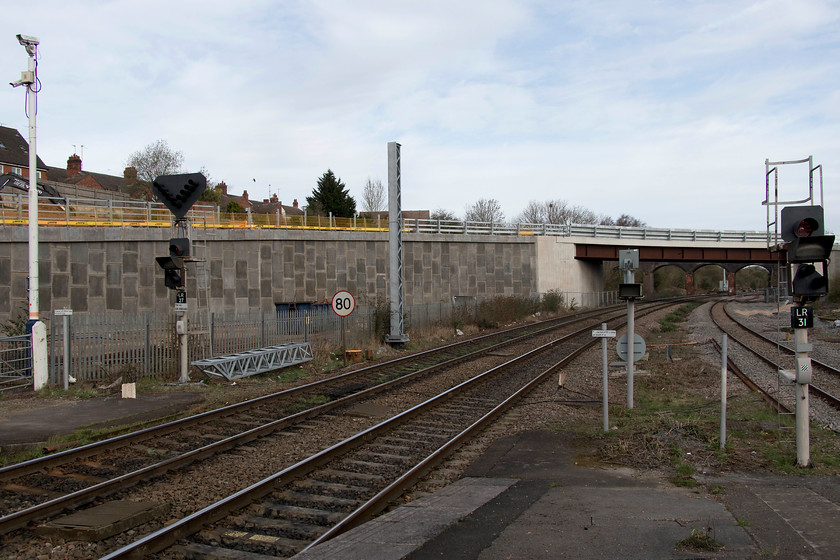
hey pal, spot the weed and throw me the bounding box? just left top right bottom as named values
left=675, top=527, right=722, bottom=552
left=736, top=517, right=751, bottom=527
left=289, top=393, right=331, bottom=413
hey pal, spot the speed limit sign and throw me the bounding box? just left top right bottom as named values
left=331, top=290, right=356, bottom=317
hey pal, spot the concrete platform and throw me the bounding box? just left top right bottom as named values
left=296, top=430, right=840, bottom=559
left=0, top=391, right=205, bottom=452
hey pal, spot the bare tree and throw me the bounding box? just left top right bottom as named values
left=126, top=140, right=184, bottom=182
left=465, top=199, right=505, bottom=223
left=361, top=178, right=386, bottom=213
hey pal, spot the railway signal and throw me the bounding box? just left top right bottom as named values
left=156, top=256, right=184, bottom=289
left=169, top=237, right=191, bottom=258
left=780, top=205, right=834, bottom=300
left=152, top=173, right=207, bottom=220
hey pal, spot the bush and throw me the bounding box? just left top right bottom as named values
left=541, top=290, right=564, bottom=313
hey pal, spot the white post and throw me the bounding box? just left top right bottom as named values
left=63, top=315, right=70, bottom=390
left=794, top=327, right=810, bottom=467
left=179, top=315, right=189, bottom=383
left=16, top=35, right=48, bottom=390
left=601, top=323, right=609, bottom=433
left=720, top=334, right=727, bottom=450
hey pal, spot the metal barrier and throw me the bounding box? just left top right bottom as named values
left=0, top=335, right=31, bottom=392
left=0, top=192, right=773, bottom=244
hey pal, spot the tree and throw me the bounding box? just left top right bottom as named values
left=614, top=214, right=646, bottom=227
left=361, top=178, right=386, bottom=213
left=225, top=201, right=245, bottom=213
left=431, top=208, right=458, bottom=221
left=465, top=199, right=504, bottom=223
left=125, top=139, right=184, bottom=182
left=516, top=199, right=603, bottom=225
left=306, top=169, right=356, bottom=217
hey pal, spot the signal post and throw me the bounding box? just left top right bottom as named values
left=767, top=157, right=833, bottom=467
left=152, top=173, right=207, bottom=383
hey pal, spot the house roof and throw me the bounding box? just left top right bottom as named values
left=0, top=126, right=48, bottom=170
left=46, top=165, right=126, bottom=192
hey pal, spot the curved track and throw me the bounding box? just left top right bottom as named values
left=709, top=300, right=840, bottom=413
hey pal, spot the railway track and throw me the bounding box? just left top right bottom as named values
left=0, top=299, right=688, bottom=559
left=709, top=300, right=840, bottom=414
left=0, top=307, right=613, bottom=534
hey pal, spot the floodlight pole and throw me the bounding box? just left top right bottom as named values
left=12, top=35, right=47, bottom=390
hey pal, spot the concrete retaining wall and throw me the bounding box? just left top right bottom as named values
left=0, top=227, right=545, bottom=324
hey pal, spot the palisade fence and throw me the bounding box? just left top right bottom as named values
left=45, top=292, right=613, bottom=385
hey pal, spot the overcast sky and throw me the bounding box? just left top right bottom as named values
left=2, top=1, right=838, bottom=232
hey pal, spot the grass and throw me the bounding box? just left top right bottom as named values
left=551, top=312, right=840, bottom=485
left=656, top=302, right=703, bottom=332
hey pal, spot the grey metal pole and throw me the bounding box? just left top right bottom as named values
left=602, top=322, right=609, bottom=433
left=624, top=269, right=635, bottom=409
left=720, top=333, right=727, bottom=450
left=386, top=141, right=409, bottom=345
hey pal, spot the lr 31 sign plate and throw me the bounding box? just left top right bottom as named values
left=791, top=306, right=813, bottom=329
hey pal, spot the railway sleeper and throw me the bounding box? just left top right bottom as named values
left=366, top=442, right=412, bottom=454
left=228, top=513, right=326, bottom=541
left=315, top=467, right=386, bottom=484
left=336, top=458, right=397, bottom=474
left=175, top=541, right=280, bottom=560
left=352, top=450, right=414, bottom=464
left=194, top=527, right=303, bottom=558
left=250, top=503, right=344, bottom=525
left=272, top=489, right=361, bottom=511
left=293, top=478, right=372, bottom=499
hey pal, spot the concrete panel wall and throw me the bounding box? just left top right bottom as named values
left=534, top=236, right=604, bottom=294
left=0, top=227, right=538, bottom=325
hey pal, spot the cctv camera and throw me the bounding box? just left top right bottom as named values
left=16, top=34, right=39, bottom=47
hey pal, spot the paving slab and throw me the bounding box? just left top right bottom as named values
left=0, top=391, right=205, bottom=449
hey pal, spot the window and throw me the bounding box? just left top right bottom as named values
left=12, top=167, right=22, bottom=176
left=37, top=171, right=42, bottom=179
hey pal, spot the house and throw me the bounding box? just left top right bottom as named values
left=0, top=125, right=49, bottom=179
left=213, top=182, right=304, bottom=217
left=46, top=155, right=152, bottom=200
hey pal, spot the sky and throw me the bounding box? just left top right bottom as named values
left=1, top=0, right=838, bottom=232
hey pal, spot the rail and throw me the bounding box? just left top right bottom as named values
left=0, top=192, right=773, bottom=243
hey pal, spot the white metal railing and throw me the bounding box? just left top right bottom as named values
left=0, top=192, right=773, bottom=243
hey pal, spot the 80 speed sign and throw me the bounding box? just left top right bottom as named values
left=331, top=290, right=356, bottom=317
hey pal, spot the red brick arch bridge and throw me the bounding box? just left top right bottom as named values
left=574, top=242, right=785, bottom=295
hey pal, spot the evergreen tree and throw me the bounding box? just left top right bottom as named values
left=306, top=169, right=356, bottom=217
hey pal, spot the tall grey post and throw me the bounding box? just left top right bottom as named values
left=386, top=142, right=409, bottom=346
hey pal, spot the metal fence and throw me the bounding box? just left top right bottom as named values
left=0, top=335, right=31, bottom=392
left=0, top=192, right=774, bottom=244
left=44, top=292, right=612, bottom=386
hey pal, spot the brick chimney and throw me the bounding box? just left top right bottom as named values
left=123, top=166, right=138, bottom=181
left=67, top=154, right=82, bottom=177
left=270, top=193, right=278, bottom=203
left=216, top=181, right=228, bottom=195
left=242, top=190, right=249, bottom=201
left=293, top=199, right=299, bottom=208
